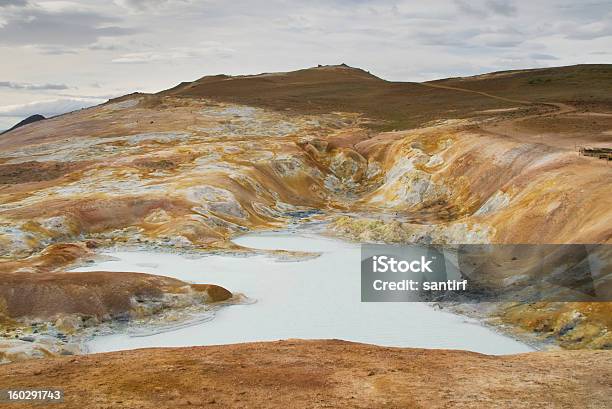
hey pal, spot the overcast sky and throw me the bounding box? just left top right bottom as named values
left=1, top=0, right=611, bottom=129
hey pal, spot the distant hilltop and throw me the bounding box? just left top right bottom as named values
left=1, top=114, right=46, bottom=135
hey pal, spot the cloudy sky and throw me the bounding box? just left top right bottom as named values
left=1, top=0, right=611, bottom=129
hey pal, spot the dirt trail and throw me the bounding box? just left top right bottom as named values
left=420, top=81, right=533, bottom=105
left=480, top=102, right=581, bottom=148
left=1, top=340, right=610, bottom=409
left=419, top=82, right=603, bottom=151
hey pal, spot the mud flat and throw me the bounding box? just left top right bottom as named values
left=72, top=231, right=532, bottom=355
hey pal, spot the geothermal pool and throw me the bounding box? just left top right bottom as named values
left=73, top=231, right=533, bottom=355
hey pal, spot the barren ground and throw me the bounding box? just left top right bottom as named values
left=1, top=340, right=610, bottom=409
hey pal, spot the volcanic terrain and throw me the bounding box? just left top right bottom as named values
left=0, top=64, right=611, bottom=406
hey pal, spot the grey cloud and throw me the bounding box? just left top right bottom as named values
left=473, top=30, right=525, bottom=48
left=0, top=81, right=68, bottom=90
left=454, top=0, right=487, bottom=17
left=118, top=0, right=166, bottom=10
left=555, top=2, right=612, bottom=22
left=89, top=43, right=121, bottom=51
left=0, top=0, right=27, bottom=6
left=116, top=0, right=193, bottom=12
left=58, top=92, right=120, bottom=100
left=0, top=98, right=104, bottom=117
left=485, top=0, right=516, bottom=17
left=34, top=45, right=80, bottom=55
left=454, top=0, right=516, bottom=17
left=412, top=28, right=481, bottom=47
left=111, top=44, right=235, bottom=64
left=0, top=7, right=134, bottom=46
left=563, top=23, right=612, bottom=40
left=529, top=53, right=559, bottom=61
left=414, top=27, right=524, bottom=49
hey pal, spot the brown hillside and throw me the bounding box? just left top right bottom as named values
left=162, top=64, right=520, bottom=131
left=433, top=64, right=612, bottom=110
left=162, top=64, right=612, bottom=132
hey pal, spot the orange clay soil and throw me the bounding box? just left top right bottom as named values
left=0, top=339, right=610, bottom=409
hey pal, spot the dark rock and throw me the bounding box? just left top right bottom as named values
left=19, top=336, right=36, bottom=342
left=112, top=312, right=131, bottom=322
left=1, top=114, right=45, bottom=135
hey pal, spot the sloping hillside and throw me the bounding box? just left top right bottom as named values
left=432, top=64, right=612, bottom=109
left=163, top=64, right=523, bottom=131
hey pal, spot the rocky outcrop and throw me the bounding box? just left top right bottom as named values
left=349, top=123, right=611, bottom=244
left=500, top=302, right=612, bottom=349
left=0, top=97, right=354, bottom=258
left=0, top=271, right=202, bottom=321
left=0, top=270, right=233, bottom=363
